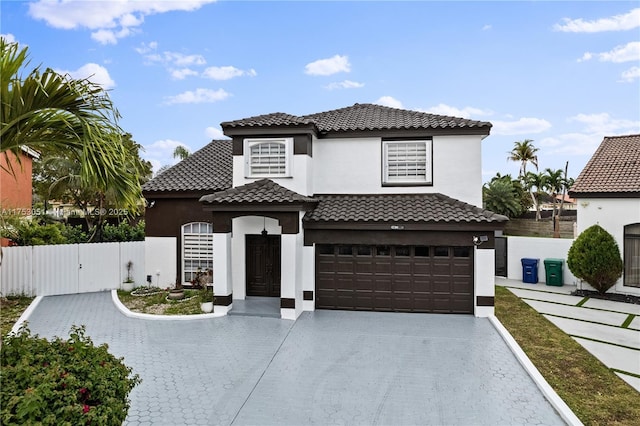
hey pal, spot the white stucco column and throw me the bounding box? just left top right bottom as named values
left=213, top=232, right=232, bottom=315
left=475, top=247, right=495, bottom=317
left=280, top=233, right=301, bottom=320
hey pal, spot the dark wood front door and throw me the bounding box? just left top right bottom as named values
left=246, top=235, right=281, bottom=297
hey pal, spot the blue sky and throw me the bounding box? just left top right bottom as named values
left=2, top=1, right=639, bottom=181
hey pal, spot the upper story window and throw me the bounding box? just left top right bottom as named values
left=244, top=138, right=293, bottom=178
left=382, top=140, right=432, bottom=185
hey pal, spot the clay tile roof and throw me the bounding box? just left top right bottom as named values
left=221, top=112, right=315, bottom=129
left=304, top=193, right=508, bottom=223
left=221, top=103, right=491, bottom=134
left=142, top=140, right=232, bottom=193
left=570, top=134, right=640, bottom=196
left=303, top=103, right=492, bottom=132
left=200, top=179, right=318, bottom=205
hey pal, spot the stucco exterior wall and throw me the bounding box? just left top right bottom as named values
left=312, top=135, right=483, bottom=205
left=506, top=236, right=578, bottom=285
left=233, top=153, right=313, bottom=196
left=145, top=237, right=177, bottom=288
left=575, top=197, right=640, bottom=295
left=231, top=216, right=282, bottom=300
left=474, top=248, right=495, bottom=317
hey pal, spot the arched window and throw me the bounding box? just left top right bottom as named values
left=182, top=222, right=213, bottom=284
left=624, top=223, right=640, bottom=288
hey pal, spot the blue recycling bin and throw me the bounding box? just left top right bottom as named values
left=521, top=258, right=540, bottom=284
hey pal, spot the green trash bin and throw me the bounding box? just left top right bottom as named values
left=544, top=258, right=564, bottom=286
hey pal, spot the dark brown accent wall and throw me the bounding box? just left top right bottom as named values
left=215, top=294, right=233, bottom=306
left=144, top=196, right=213, bottom=282
left=304, top=229, right=495, bottom=248
left=280, top=298, right=295, bottom=309
left=207, top=210, right=301, bottom=234
left=476, top=296, right=495, bottom=306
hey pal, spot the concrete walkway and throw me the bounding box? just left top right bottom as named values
left=497, top=277, right=640, bottom=392
left=21, top=291, right=568, bottom=425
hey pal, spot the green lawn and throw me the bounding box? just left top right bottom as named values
left=1, top=296, right=35, bottom=336
left=495, top=285, right=640, bottom=425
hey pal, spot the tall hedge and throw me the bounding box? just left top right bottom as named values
left=567, top=224, right=623, bottom=294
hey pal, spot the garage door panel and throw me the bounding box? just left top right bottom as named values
left=355, top=261, right=373, bottom=273
left=393, top=278, right=412, bottom=292
left=316, top=244, right=473, bottom=314
left=354, top=278, right=373, bottom=291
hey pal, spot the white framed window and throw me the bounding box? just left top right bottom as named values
left=182, top=222, right=213, bottom=284
left=244, top=138, right=293, bottom=178
left=383, top=140, right=432, bottom=185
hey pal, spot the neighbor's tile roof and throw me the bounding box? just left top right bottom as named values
left=200, top=179, right=318, bottom=205
left=221, top=103, right=491, bottom=133
left=304, top=194, right=508, bottom=223
left=570, top=134, right=640, bottom=195
left=142, top=140, right=232, bottom=193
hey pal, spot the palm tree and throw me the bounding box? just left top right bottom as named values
left=482, top=178, right=522, bottom=218
left=542, top=167, right=568, bottom=238
left=1, top=39, right=141, bottom=213
left=173, top=145, right=191, bottom=160
left=507, top=139, right=539, bottom=178
left=523, top=171, right=544, bottom=221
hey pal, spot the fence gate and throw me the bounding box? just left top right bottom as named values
left=495, top=236, right=507, bottom=277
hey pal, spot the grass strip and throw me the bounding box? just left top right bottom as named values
left=495, top=286, right=640, bottom=425
left=621, top=314, right=635, bottom=329
left=576, top=297, right=589, bottom=307
left=0, top=296, right=35, bottom=336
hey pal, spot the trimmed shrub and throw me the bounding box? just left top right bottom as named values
left=1, top=325, right=140, bottom=425
left=567, top=224, right=623, bottom=294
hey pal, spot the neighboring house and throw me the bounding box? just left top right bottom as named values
left=143, top=103, right=508, bottom=319
left=1, top=147, right=40, bottom=246
left=1, top=147, right=39, bottom=213
left=569, top=134, right=640, bottom=295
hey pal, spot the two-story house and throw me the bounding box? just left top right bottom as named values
left=142, top=103, right=507, bottom=319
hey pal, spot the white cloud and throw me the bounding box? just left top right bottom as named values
left=56, top=63, right=116, bottom=89
left=375, top=96, right=403, bottom=109
left=423, top=103, right=493, bottom=118
left=29, top=0, right=216, bottom=44
left=324, top=80, right=364, bottom=90
left=568, top=113, right=640, bottom=134
left=579, top=42, right=640, bottom=63
left=305, top=55, right=350, bottom=76
left=491, top=117, right=552, bottom=135
left=538, top=133, right=600, bottom=156
left=482, top=24, right=492, bottom=31
left=205, top=127, right=226, bottom=139
left=143, top=139, right=191, bottom=173
left=1, top=33, right=16, bottom=43
left=554, top=8, right=640, bottom=32
left=533, top=113, right=640, bottom=164
left=202, top=66, right=257, bottom=80
left=164, top=88, right=230, bottom=105
left=620, top=66, right=640, bottom=83
left=170, top=68, right=199, bottom=80
left=135, top=41, right=158, bottom=54
left=598, top=41, right=640, bottom=63
left=164, top=52, right=206, bottom=67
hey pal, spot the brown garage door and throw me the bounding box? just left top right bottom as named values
left=316, top=245, right=473, bottom=314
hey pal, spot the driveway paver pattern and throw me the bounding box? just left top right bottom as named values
left=24, top=292, right=565, bottom=425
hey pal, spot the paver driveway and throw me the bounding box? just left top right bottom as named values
left=24, top=292, right=565, bottom=425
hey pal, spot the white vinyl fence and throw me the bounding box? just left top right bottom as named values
left=0, top=241, right=145, bottom=297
